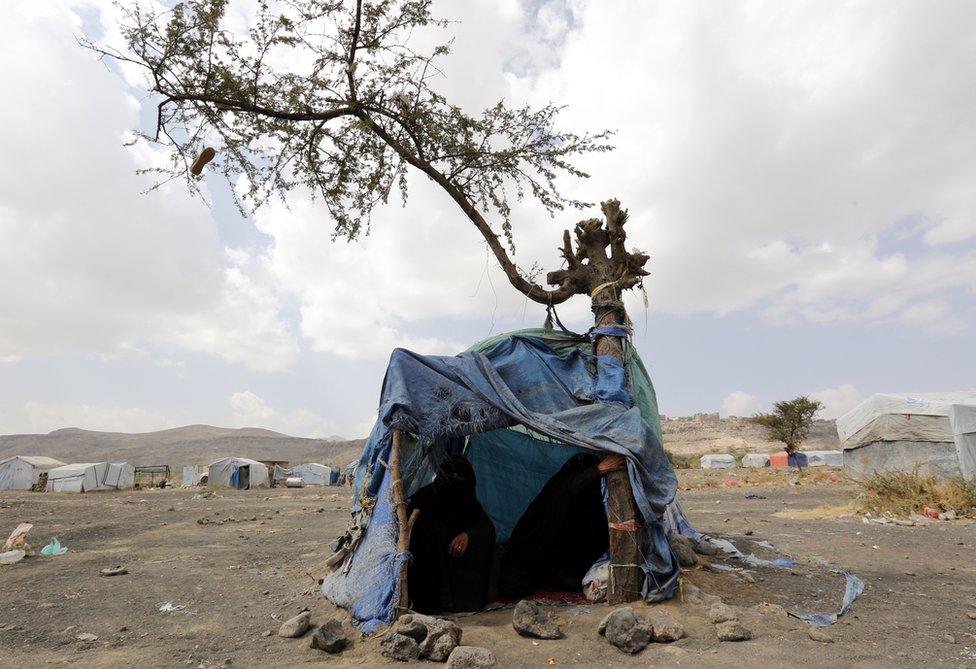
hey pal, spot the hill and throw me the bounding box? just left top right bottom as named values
left=661, top=412, right=839, bottom=458
left=0, top=424, right=365, bottom=470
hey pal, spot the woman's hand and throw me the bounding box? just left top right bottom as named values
left=448, top=532, right=469, bottom=557
left=597, top=453, right=627, bottom=475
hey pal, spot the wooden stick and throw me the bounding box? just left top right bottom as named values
left=390, top=430, right=419, bottom=613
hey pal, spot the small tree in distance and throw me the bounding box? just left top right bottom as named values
left=750, top=397, right=824, bottom=472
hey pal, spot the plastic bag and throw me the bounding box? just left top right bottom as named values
left=0, top=549, right=25, bottom=565
left=40, top=537, right=67, bottom=556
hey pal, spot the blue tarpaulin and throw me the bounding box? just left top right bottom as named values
left=322, top=329, right=682, bottom=632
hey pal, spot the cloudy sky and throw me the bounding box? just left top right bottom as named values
left=1, top=0, right=974, bottom=438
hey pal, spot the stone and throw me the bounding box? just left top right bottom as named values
left=693, top=539, right=720, bottom=556
left=512, top=600, right=562, bottom=639
left=752, top=602, right=788, bottom=619
left=943, top=634, right=957, bottom=644
left=716, top=620, right=752, bottom=642
left=277, top=611, right=311, bottom=638
left=261, top=630, right=272, bottom=638
left=967, top=611, right=976, bottom=621
left=99, top=566, right=128, bottom=577
left=707, top=603, right=739, bottom=624
left=807, top=627, right=833, bottom=643
left=648, top=612, right=685, bottom=643
left=394, top=613, right=462, bottom=662
left=446, top=646, right=497, bottom=668
left=75, top=632, right=99, bottom=642
left=309, top=619, right=347, bottom=654
left=380, top=632, right=420, bottom=662
left=681, top=584, right=721, bottom=607
left=668, top=534, right=698, bottom=568
left=598, top=607, right=652, bottom=654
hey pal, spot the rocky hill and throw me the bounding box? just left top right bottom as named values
left=661, top=412, right=840, bottom=457
left=0, top=424, right=365, bottom=471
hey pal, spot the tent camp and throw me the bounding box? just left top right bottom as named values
left=273, top=462, right=334, bottom=486
left=207, top=457, right=270, bottom=489
left=0, top=456, right=65, bottom=490
left=322, top=329, right=686, bottom=632
left=837, top=392, right=976, bottom=480
left=46, top=462, right=135, bottom=492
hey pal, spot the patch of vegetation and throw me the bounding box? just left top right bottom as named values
left=856, top=468, right=976, bottom=518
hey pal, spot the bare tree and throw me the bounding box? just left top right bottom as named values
left=84, top=0, right=652, bottom=604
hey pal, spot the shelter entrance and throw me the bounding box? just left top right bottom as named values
left=405, top=425, right=612, bottom=613
left=231, top=465, right=251, bottom=490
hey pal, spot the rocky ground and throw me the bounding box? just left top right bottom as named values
left=0, top=470, right=974, bottom=668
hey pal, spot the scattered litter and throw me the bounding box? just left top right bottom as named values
left=745, top=493, right=767, bottom=500
left=0, top=549, right=26, bottom=565
left=159, top=602, right=186, bottom=613
left=3, top=523, right=33, bottom=551
left=100, top=566, right=128, bottom=577
left=40, top=538, right=67, bottom=556
left=721, top=478, right=741, bottom=487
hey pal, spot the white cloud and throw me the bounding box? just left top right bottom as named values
left=722, top=391, right=761, bottom=418
left=0, top=2, right=298, bottom=371
left=22, top=401, right=172, bottom=434
left=229, top=390, right=369, bottom=438
left=808, top=384, right=864, bottom=420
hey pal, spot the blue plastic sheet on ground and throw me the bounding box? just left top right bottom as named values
left=789, top=572, right=865, bottom=627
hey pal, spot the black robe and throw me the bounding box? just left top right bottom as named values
left=497, top=453, right=609, bottom=598
left=407, top=454, right=496, bottom=613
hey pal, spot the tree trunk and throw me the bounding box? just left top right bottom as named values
left=593, top=296, right=645, bottom=604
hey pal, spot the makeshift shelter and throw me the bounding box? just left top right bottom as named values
left=322, top=329, right=683, bottom=632
left=341, top=459, right=358, bottom=485
left=182, top=465, right=204, bottom=487
left=46, top=462, right=134, bottom=492
left=0, top=456, right=65, bottom=490
left=273, top=462, right=333, bottom=486
left=837, top=392, right=976, bottom=479
left=207, top=457, right=270, bottom=489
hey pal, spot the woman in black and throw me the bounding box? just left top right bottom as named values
left=498, top=452, right=625, bottom=598
left=407, top=454, right=496, bottom=613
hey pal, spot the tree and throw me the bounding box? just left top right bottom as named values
left=85, top=0, right=652, bottom=603
left=750, top=397, right=824, bottom=471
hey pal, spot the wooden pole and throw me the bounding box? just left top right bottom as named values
left=390, top=429, right=419, bottom=613
left=594, top=300, right=645, bottom=605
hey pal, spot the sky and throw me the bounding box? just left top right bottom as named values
left=0, top=0, right=974, bottom=438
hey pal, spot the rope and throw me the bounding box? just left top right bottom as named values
left=590, top=280, right=620, bottom=299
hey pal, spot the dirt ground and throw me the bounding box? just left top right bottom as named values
left=1, top=470, right=974, bottom=668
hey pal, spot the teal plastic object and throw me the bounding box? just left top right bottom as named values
left=40, top=537, right=67, bottom=556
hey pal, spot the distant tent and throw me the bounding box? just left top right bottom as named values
left=837, top=392, right=976, bottom=479
left=208, top=457, right=270, bottom=489
left=0, top=456, right=65, bottom=490
left=273, top=462, right=333, bottom=486
left=342, top=459, right=358, bottom=485
left=182, top=465, right=205, bottom=487
left=46, top=462, right=135, bottom=492
left=322, top=329, right=685, bottom=632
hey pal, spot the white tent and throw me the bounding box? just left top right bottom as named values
left=46, top=462, right=135, bottom=492
left=182, top=465, right=206, bottom=487
left=0, top=456, right=66, bottom=490
left=272, top=463, right=333, bottom=485
left=207, top=457, right=270, bottom=489
left=837, top=391, right=976, bottom=479
left=293, top=462, right=332, bottom=486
